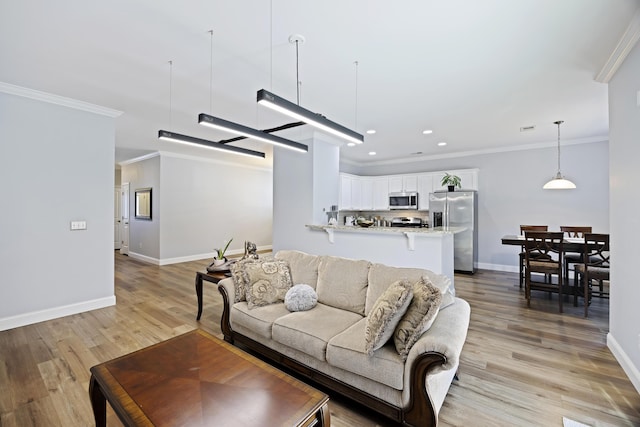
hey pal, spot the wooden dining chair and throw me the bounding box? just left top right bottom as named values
left=560, top=226, right=592, bottom=289
left=574, top=233, right=609, bottom=317
left=524, top=231, right=564, bottom=312
left=519, top=225, right=548, bottom=288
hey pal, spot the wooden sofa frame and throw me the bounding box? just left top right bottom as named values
left=218, top=284, right=447, bottom=427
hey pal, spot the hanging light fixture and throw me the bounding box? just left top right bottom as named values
left=198, top=30, right=307, bottom=153
left=157, top=58, right=267, bottom=159
left=256, top=34, right=364, bottom=145
left=543, top=120, right=576, bottom=189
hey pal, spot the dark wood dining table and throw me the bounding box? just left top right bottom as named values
left=501, top=234, right=586, bottom=252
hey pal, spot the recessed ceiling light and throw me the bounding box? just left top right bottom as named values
left=368, top=151, right=377, bottom=156
left=422, top=130, right=433, bottom=135
left=437, top=141, right=447, bottom=146
left=366, top=129, right=376, bottom=134
left=347, top=142, right=356, bottom=147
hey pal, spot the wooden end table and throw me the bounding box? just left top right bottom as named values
left=89, top=329, right=330, bottom=426
left=195, top=270, right=229, bottom=320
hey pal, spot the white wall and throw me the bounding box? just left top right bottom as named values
left=0, top=84, right=119, bottom=331
left=121, top=151, right=273, bottom=264
left=273, top=135, right=341, bottom=253
left=608, top=40, right=640, bottom=394
left=343, top=140, right=610, bottom=271
left=121, top=154, right=161, bottom=260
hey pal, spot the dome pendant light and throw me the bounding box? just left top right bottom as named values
left=543, top=120, right=576, bottom=190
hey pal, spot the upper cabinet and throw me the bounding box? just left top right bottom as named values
left=340, top=169, right=478, bottom=211
left=388, top=175, right=418, bottom=193
left=432, top=169, right=479, bottom=192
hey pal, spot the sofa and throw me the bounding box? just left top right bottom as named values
left=217, top=250, right=470, bottom=427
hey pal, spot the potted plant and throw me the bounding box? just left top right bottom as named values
left=212, top=238, right=233, bottom=266
left=441, top=173, right=461, bottom=191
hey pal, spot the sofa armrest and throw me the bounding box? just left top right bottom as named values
left=401, top=297, right=470, bottom=424
left=405, top=297, right=470, bottom=374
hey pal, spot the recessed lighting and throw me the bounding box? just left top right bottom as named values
left=422, top=129, right=433, bottom=135
left=368, top=151, right=377, bottom=156
left=437, top=141, right=447, bottom=146
left=366, top=129, right=376, bottom=134
left=347, top=142, right=356, bottom=147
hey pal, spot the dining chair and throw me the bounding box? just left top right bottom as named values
left=560, top=226, right=592, bottom=290
left=524, top=231, right=564, bottom=312
left=519, top=225, right=548, bottom=288
left=574, top=233, right=609, bottom=317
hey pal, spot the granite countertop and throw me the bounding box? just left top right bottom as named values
left=306, top=224, right=465, bottom=234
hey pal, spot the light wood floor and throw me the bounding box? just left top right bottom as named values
left=1, top=253, right=638, bottom=426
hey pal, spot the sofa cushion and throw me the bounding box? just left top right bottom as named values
left=272, top=303, right=363, bottom=361
left=284, top=284, right=317, bottom=312
left=365, top=263, right=428, bottom=316
left=316, top=256, right=370, bottom=315
left=394, top=276, right=443, bottom=360
left=230, top=258, right=259, bottom=303
left=275, top=250, right=322, bottom=289
left=327, top=319, right=405, bottom=390
left=230, top=302, right=292, bottom=340
left=242, top=259, right=293, bottom=309
left=365, top=279, right=413, bottom=355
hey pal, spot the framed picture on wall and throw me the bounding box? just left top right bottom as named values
left=134, top=188, right=152, bottom=220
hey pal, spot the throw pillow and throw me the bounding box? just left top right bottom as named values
left=284, top=284, right=318, bottom=312
left=230, top=258, right=259, bottom=303
left=364, top=279, right=413, bottom=355
left=393, top=276, right=443, bottom=361
left=243, top=259, right=293, bottom=309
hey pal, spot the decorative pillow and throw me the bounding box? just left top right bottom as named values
left=284, top=284, right=318, bottom=312
left=242, top=259, right=293, bottom=309
left=275, top=250, right=322, bottom=289
left=393, top=276, right=443, bottom=361
left=230, top=258, right=259, bottom=303
left=364, top=279, right=413, bottom=355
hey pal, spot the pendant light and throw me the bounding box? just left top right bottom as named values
left=256, top=34, right=364, bottom=145
left=543, top=120, right=576, bottom=190
left=198, top=31, right=307, bottom=153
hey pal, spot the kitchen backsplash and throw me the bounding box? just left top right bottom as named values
left=338, top=210, right=429, bottom=226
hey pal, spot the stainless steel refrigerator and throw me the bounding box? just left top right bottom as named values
left=429, top=190, right=478, bottom=274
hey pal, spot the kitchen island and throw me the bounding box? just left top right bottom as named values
left=305, top=224, right=463, bottom=283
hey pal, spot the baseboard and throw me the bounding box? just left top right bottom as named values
left=607, top=332, right=640, bottom=395
left=129, top=245, right=274, bottom=266
left=0, top=296, right=116, bottom=332
left=476, top=262, right=518, bottom=273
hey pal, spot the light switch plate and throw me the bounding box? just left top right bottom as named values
left=70, top=220, right=87, bottom=230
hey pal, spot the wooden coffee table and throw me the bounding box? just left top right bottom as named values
left=89, top=329, right=330, bottom=426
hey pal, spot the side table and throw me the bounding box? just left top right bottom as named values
left=195, top=270, right=229, bottom=320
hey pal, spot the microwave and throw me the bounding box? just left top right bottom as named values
left=389, top=192, right=418, bottom=210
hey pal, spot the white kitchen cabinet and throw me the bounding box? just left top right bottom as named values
left=351, top=177, right=363, bottom=210
left=360, top=178, right=374, bottom=210
left=339, top=174, right=353, bottom=209
left=432, top=169, right=479, bottom=191
left=372, top=177, right=389, bottom=210
left=417, top=174, right=434, bottom=210
left=388, top=175, right=418, bottom=193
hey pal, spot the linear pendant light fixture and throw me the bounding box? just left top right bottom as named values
left=158, top=130, right=265, bottom=158
left=257, top=89, right=364, bottom=145
left=543, top=120, right=576, bottom=189
left=198, top=113, right=308, bottom=153
left=256, top=34, right=364, bottom=145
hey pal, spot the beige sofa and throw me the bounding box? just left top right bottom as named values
left=217, top=250, right=470, bottom=427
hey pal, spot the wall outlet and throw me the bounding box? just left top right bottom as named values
left=70, top=220, right=87, bottom=230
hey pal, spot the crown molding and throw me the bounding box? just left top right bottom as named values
left=118, top=150, right=272, bottom=172
left=0, top=81, right=122, bottom=117
left=342, top=135, right=609, bottom=168
left=595, top=8, right=640, bottom=83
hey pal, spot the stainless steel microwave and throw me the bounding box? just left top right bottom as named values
left=389, top=192, right=418, bottom=210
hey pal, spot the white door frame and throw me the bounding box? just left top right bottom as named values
left=120, top=182, right=130, bottom=255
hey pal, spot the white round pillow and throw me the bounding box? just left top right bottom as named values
left=284, top=284, right=318, bottom=312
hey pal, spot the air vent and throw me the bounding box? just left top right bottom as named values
left=520, top=125, right=536, bottom=132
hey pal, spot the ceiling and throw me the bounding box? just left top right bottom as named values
left=1, top=0, right=638, bottom=167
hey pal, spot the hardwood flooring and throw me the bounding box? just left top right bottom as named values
left=0, top=253, right=638, bottom=426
